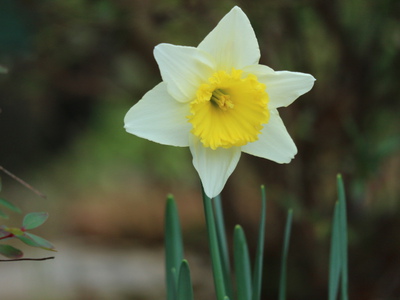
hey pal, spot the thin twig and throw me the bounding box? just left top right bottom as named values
left=0, top=166, right=47, bottom=199
left=0, top=256, right=55, bottom=262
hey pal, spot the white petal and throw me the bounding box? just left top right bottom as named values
left=242, top=109, right=297, bottom=163
left=198, top=6, right=260, bottom=72
left=154, top=44, right=215, bottom=103
left=248, top=65, right=315, bottom=109
left=189, top=136, right=241, bottom=198
left=124, top=82, right=191, bottom=147
left=243, top=64, right=275, bottom=76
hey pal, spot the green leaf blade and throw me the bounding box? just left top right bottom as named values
left=202, top=190, right=226, bottom=300
left=177, top=260, right=194, bottom=300
left=337, top=175, right=349, bottom=300
left=252, top=185, right=267, bottom=300
left=17, top=232, right=56, bottom=251
left=328, top=175, right=349, bottom=300
left=0, top=244, right=23, bottom=258
left=22, top=212, right=49, bottom=230
left=213, top=195, right=233, bottom=299
left=328, top=202, right=341, bottom=300
left=234, top=225, right=252, bottom=300
left=165, top=195, right=184, bottom=300
left=17, top=234, right=40, bottom=247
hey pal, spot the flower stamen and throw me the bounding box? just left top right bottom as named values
left=211, top=89, right=234, bottom=111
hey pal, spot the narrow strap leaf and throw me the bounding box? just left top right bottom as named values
left=337, top=175, right=348, bottom=300
left=234, top=225, right=252, bottom=300
left=278, top=209, right=293, bottom=300
left=165, top=195, right=184, bottom=300
left=202, top=189, right=227, bottom=300
left=252, top=185, right=267, bottom=300
left=169, top=268, right=178, bottom=300
left=328, top=202, right=341, bottom=300
left=177, top=260, right=194, bottom=300
left=213, top=195, right=234, bottom=299
left=329, top=174, right=349, bottom=300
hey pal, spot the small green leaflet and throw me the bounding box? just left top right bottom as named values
left=0, top=244, right=23, bottom=259
left=22, top=212, right=48, bottom=230
left=17, top=232, right=55, bottom=251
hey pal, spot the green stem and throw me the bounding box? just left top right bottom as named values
left=252, top=185, right=267, bottom=300
left=202, top=190, right=226, bottom=300
left=213, top=195, right=233, bottom=299
left=337, top=175, right=348, bottom=300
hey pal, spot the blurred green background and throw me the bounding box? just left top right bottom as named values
left=1, top=0, right=399, bottom=299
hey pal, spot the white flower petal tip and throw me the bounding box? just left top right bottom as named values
left=189, top=137, right=241, bottom=198
left=198, top=6, right=260, bottom=71
left=275, top=71, right=316, bottom=99
left=263, top=71, right=316, bottom=109
left=242, top=110, right=298, bottom=164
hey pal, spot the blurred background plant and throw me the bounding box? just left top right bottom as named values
left=0, top=167, right=55, bottom=260
left=0, top=0, right=399, bottom=299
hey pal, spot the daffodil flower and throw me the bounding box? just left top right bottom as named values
left=124, top=6, right=315, bottom=198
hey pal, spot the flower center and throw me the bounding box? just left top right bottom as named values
left=188, top=68, right=270, bottom=150
left=211, top=89, right=234, bottom=111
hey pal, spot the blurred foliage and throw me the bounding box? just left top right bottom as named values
left=0, top=175, right=55, bottom=259
left=0, top=0, right=400, bottom=299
